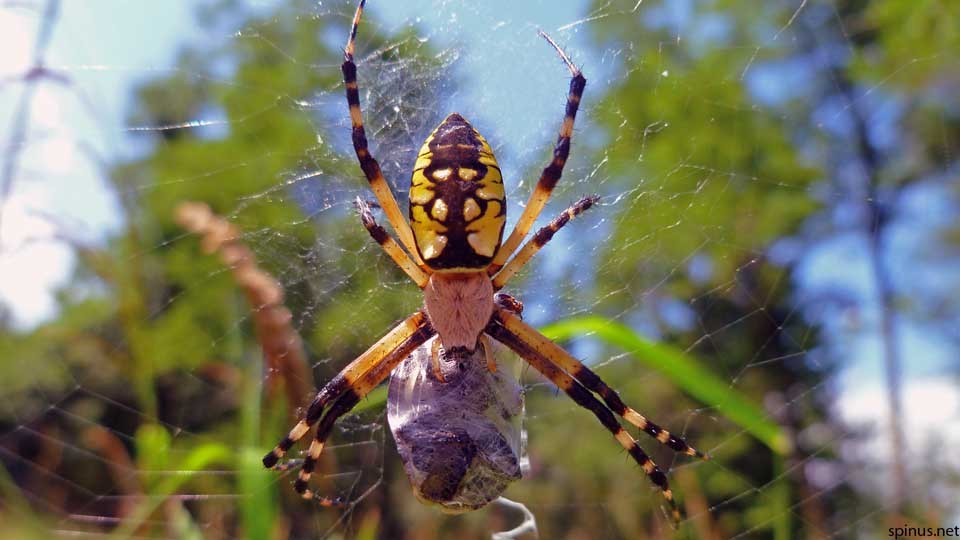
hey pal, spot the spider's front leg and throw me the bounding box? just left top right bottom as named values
left=486, top=310, right=708, bottom=524
left=495, top=309, right=708, bottom=460
left=262, top=312, right=435, bottom=501
left=492, top=194, right=598, bottom=290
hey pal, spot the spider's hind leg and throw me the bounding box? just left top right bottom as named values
left=488, top=31, right=587, bottom=274
left=262, top=312, right=431, bottom=468
left=282, top=315, right=435, bottom=503
left=342, top=0, right=423, bottom=265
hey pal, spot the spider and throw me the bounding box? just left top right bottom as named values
left=262, top=0, right=708, bottom=522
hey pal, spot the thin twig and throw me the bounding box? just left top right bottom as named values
left=0, top=0, right=62, bottom=235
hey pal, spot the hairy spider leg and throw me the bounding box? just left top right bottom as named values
left=262, top=312, right=430, bottom=469
left=485, top=318, right=682, bottom=524
left=488, top=31, right=586, bottom=275
left=479, top=333, right=498, bottom=373
left=356, top=197, right=430, bottom=288
left=492, top=195, right=598, bottom=290
left=293, top=321, right=435, bottom=501
left=495, top=309, right=708, bottom=461
left=343, top=0, right=425, bottom=268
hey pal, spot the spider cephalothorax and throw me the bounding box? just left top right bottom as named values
left=261, top=0, right=709, bottom=523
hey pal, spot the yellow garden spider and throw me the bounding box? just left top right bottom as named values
left=262, top=0, right=707, bottom=521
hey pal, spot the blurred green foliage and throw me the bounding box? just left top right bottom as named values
left=2, top=0, right=958, bottom=538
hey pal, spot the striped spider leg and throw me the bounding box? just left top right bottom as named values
left=486, top=310, right=708, bottom=523
left=261, top=313, right=435, bottom=502
left=342, top=0, right=425, bottom=269
left=486, top=30, right=587, bottom=276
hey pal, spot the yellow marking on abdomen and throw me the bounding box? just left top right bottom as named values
left=431, top=199, right=448, bottom=221
left=410, top=170, right=436, bottom=205
left=466, top=200, right=504, bottom=257
left=475, top=167, right=503, bottom=200
left=463, top=198, right=481, bottom=221
left=421, top=235, right=448, bottom=259
left=414, top=153, right=433, bottom=170
left=411, top=194, right=450, bottom=260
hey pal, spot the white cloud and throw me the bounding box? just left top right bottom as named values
left=836, top=378, right=960, bottom=517
left=0, top=10, right=33, bottom=78
left=839, top=379, right=960, bottom=458
left=0, top=191, right=75, bottom=328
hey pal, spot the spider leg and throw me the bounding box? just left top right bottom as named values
left=495, top=309, right=708, bottom=460
left=292, top=392, right=359, bottom=506
left=480, top=333, right=498, bottom=373
left=492, top=195, right=598, bottom=290
left=356, top=197, right=430, bottom=288
left=485, top=317, right=682, bottom=524
left=430, top=337, right=446, bottom=383
left=488, top=31, right=586, bottom=275
left=342, top=0, right=424, bottom=265
left=262, top=311, right=431, bottom=469
left=294, top=319, right=433, bottom=501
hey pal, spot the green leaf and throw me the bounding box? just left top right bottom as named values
left=539, top=315, right=791, bottom=455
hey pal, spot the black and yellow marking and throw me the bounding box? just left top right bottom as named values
left=263, top=312, right=430, bottom=470
left=293, top=322, right=435, bottom=502
left=409, top=113, right=506, bottom=270
left=342, top=0, right=424, bottom=267
left=492, top=195, right=598, bottom=290
left=489, top=32, right=586, bottom=275
left=293, top=391, right=359, bottom=503
left=494, top=291, right=524, bottom=316
left=495, top=309, right=708, bottom=460
left=356, top=197, right=430, bottom=288
left=485, top=316, right=681, bottom=524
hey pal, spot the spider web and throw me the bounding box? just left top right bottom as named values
left=2, top=0, right=959, bottom=539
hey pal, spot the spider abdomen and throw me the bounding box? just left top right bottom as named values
left=387, top=337, right=525, bottom=513
left=409, top=113, right=506, bottom=270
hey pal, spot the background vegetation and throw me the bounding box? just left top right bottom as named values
left=1, top=0, right=958, bottom=538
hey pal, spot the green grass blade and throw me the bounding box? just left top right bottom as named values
left=112, top=430, right=233, bottom=539
left=353, top=385, right=388, bottom=413
left=239, top=358, right=276, bottom=540
left=539, top=315, right=791, bottom=455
